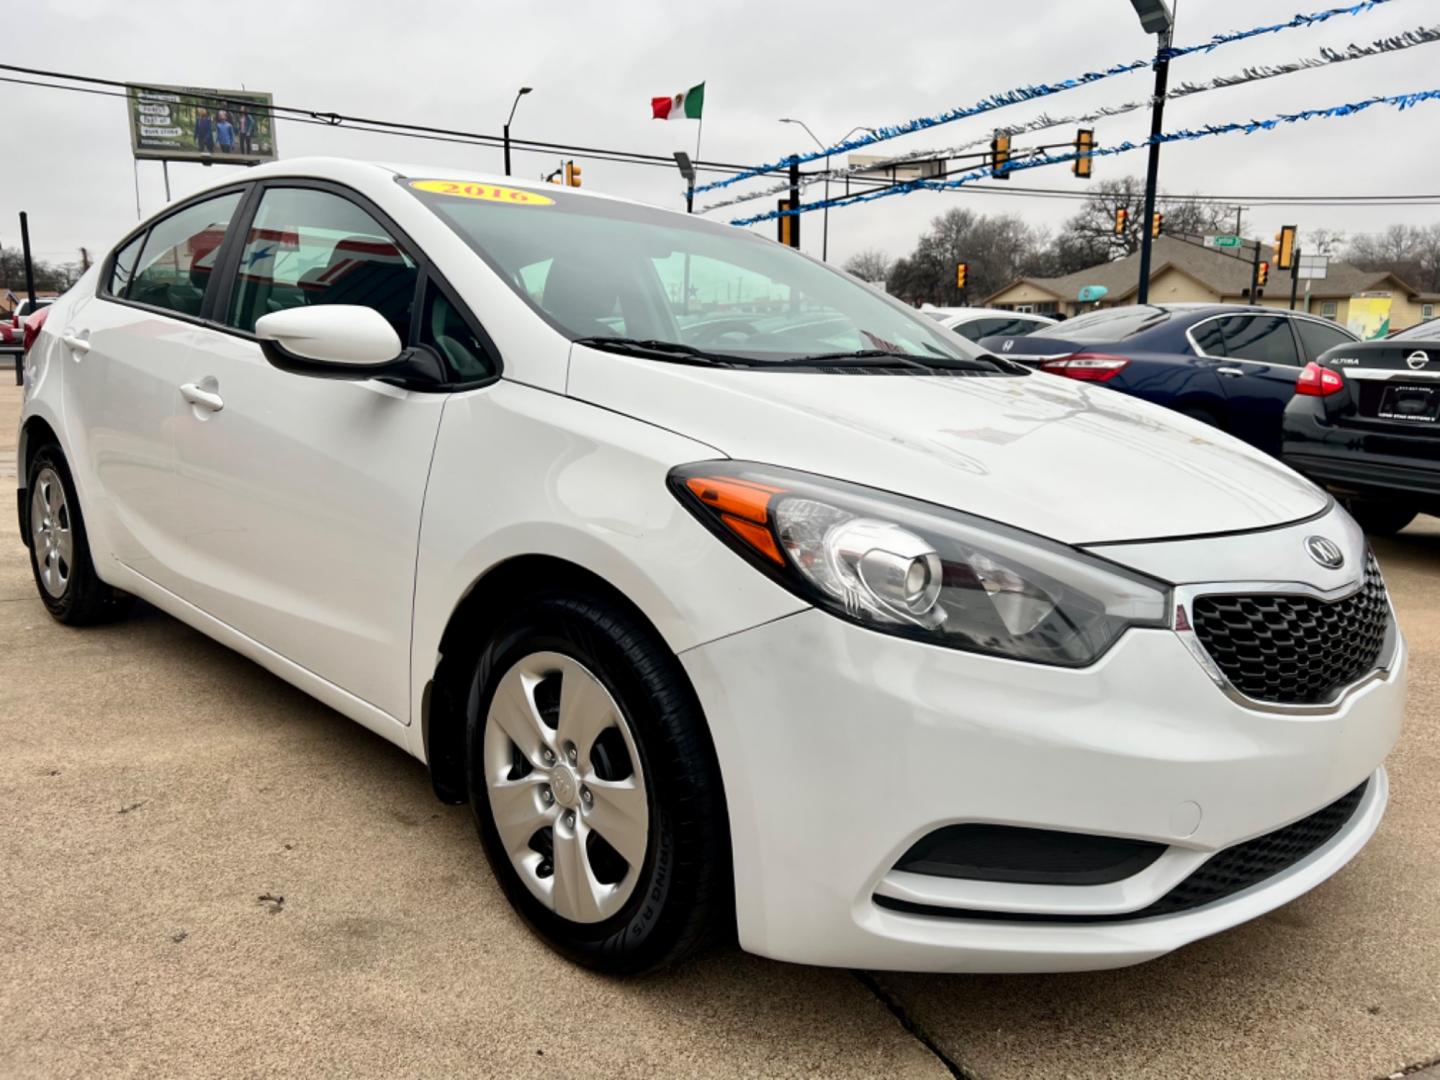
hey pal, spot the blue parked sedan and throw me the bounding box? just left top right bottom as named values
left=978, top=304, right=1360, bottom=456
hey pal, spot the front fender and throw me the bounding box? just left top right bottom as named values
left=406, top=381, right=808, bottom=756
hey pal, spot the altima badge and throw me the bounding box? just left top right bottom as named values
left=1305, top=536, right=1345, bottom=570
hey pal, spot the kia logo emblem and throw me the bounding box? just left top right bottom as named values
left=1406, top=350, right=1430, bottom=370
left=1305, top=535, right=1345, bottom=570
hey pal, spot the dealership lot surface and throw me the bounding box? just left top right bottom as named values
left=0, top=381, right=1437, bottom=1080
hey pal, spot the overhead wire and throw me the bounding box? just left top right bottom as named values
left=694, top=0, right=1402, bottom=195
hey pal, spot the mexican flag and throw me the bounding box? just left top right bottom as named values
left=651, top=82, right=705, bottom=121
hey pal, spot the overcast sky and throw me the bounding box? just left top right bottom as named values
left=3, top=0, right=1438, bottom=270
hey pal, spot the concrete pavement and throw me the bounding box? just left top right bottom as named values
left=1, top=381, right=1437, bottom=1079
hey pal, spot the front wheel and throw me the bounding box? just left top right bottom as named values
left=1344, top=498, right=1417, bottom=537
left=25, top=445, right=133, bottom=625
left=465, top=593, right=729, bottom=973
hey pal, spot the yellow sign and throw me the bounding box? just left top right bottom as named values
left=408, top=179, right=555, bottom=206
left=1346, top=295, right=1392, bottom=341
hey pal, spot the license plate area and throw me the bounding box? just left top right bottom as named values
left=1376, top=382, right=1440, bottom=424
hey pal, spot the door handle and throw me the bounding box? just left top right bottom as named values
left=61, top=332, right=90, bottom=354
left=180, top=382, right=225, bottom=412
left=1215, top=366, right=1246, bottom=377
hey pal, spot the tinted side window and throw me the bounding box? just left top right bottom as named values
left=1219, top=316, right=1300, bottom=366
left=108, top=233, right=145, bottom=298
left=127, top=192, right=242, bottom=317
left=1189, top=318, right=1228, bottom=356
left=226, top=187, right=417, bottom=340
left=951, top=318, right=994, bottom=342
left=418, top=280, right=496, bottom=381
left=1296, top=319, right=1355, bottom=361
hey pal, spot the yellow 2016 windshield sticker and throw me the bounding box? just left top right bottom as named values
left=409, top=179, right=555, bottom=206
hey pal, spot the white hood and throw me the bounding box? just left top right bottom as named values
left=565, top=348, right=1328, bottom=545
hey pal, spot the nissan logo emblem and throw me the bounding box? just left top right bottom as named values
left=1406, top=350, right=1430, bottom=370
left=1305, top=535, right=1345, bottom=570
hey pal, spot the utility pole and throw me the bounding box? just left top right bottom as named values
left=1130, top=0, right=1174, bottom=305
left=787, top=157, right=801, bottom=250
left=19, top=212, right=37, bottom=315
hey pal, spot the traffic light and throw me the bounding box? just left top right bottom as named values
left=990, top=132, right=1012, bottom=180
left=956, top=262, right=968, bottom=291
left=1151, top=212, right=1164, bottom=238
left=564, top=160, right=583, bottom=187
left=1073, top=128, right=1094, bottom=179
left=1257, top=261, right=1270, bottom=286
left=1274, top=225, right=1297, bottom=270
left=777, top=199, right=796, bottom=247
left=1114, top=207, right=1129, bottom=235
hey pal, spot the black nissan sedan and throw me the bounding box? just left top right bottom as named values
left=1283, top=323, right=1440, bottom=534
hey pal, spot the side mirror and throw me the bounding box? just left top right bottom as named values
left=255, top=305, right=443, bottom=387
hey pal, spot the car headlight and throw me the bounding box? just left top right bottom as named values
left=669, top=462, right=1170, bottom=666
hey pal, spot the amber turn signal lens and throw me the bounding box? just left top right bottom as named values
left=685, top=476, right=786, bottom=564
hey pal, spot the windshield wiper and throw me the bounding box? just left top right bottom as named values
left=572, top=336, right=744, bottom=367
left=779, top=349, right=1012, bottom=374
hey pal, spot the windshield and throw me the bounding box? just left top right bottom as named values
left=1391, top=319, right=1440, bottom=342
left=403, top=178, right=987, bottom=367
left=1027, top=306, right=1171, bottom=342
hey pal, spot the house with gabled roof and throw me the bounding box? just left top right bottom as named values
left=985, top=236, right=1437, bottom=332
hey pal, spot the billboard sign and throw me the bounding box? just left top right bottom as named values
left=126, top=84, right=277, bottom=164
left=1347, top=295, right=1392, bottom=340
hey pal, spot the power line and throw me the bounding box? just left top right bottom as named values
left=697, top=0, right=1402, bottom=194
left=6, top=67, right=1439, bottom=215
left=0, top=64, right=754, bottom=177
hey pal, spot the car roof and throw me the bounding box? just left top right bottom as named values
left=179, top=155, right=654, bottom=211
left=921, top=306, right=1059, bottom=324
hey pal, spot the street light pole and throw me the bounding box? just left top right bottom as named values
left=1129, top=0, right=1174, bottom=305
left=503, top=87, right=532, bottom=177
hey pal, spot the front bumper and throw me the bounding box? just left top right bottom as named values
left=682, top=608, right=1403, bottom=973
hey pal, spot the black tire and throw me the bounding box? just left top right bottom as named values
left=1344, top=498, right=1417, bottom=537
left=25, top=444, right=133, bottom=626
left=464, top=592, right=730, bottom=973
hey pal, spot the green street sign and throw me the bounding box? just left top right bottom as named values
left=1212, top=235, right=1242, bottom=248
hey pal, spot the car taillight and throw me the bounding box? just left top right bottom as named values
left=1297, top=361, right=1344, bottom=396
left=1040, top=353, right=1130, bottom=382
left=22, top=306, right=50, bottom=354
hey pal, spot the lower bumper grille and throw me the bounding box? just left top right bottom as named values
left=875, top=780, right=1369, bottom=924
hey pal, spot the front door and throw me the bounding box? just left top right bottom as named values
left=170, top=185, right=444, bottom=724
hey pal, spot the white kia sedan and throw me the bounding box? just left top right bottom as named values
left=17, top=158, right=1403, bottom=974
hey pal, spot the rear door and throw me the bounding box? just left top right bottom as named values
left=59, top=189, right=244, bottom=586
left=169, top=181, right=465, bottom=724
left=1201, top=314, right=1305, bottom=454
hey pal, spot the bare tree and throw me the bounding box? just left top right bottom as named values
left=886, top=208, right=1047, bottom=304
left=842, top=249, right=893, bottom=283
left=1058, top=177, right=1245, bottom=262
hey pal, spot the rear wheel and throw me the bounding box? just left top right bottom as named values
left=465, top=593, right=729, bottom=973
left=1344, top=498, right=1417, bottom=537
left=26, top=445, right=133, bottom=625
